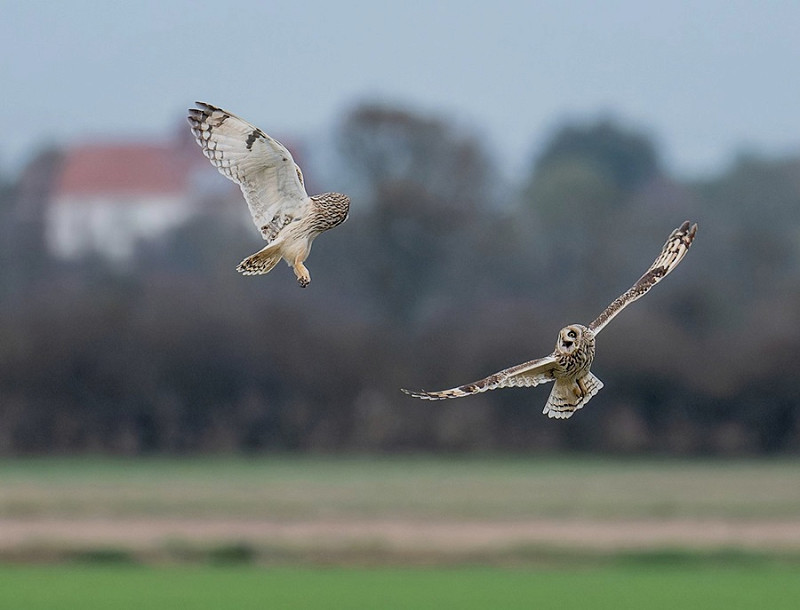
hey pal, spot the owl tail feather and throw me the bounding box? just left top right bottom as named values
left=543, top=373, right=604, bottom=419
left=237, top=244, right=282, bottom=275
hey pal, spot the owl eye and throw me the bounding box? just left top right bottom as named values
left=567, top=329, right=577, bottom=339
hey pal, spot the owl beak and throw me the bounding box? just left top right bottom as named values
left=562, top=340, right=573, bottom=349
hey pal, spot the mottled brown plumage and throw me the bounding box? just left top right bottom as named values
left=188, top=102, right=350, bottom=287
left=402, top=221, right=697, bottom=419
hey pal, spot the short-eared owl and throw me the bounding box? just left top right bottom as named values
left=403, top=221, right=697, bottom=419
left=188, top=102, right=350, bottom=287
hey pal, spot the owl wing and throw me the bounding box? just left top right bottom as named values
left=588, top=220, right=697, bottom=336
left=188, top=102, right=311, bottom=243
left=402, top=355, right=558, bottom=400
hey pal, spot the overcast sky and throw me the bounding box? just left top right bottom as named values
left=3, top=0, right=799, bottom=180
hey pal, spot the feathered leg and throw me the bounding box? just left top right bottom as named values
left=543, top=373, right=604, bottom=419
left=292, top=256, right=311, bottom=288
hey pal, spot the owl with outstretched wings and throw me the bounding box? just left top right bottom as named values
left=403, top=221, right=697, bottom=419
left=187, top=102, right=350, bottom=287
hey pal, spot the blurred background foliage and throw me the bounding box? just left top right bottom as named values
left=1, top=101, right=799, bottom=457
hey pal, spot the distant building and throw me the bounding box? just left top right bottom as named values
left=30, top=126, right=306, bottom=264
left=45, top=140, right=226, bottom=262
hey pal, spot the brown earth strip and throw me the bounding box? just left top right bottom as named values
left=2, top=517, right=800, bottom=552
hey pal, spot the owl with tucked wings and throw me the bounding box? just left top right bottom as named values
left=403, top=221, right=697, bottom=419
left=188, top=102, right=350, bottom=287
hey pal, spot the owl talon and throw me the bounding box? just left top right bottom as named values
left=293, top=259, right=311, bottom=287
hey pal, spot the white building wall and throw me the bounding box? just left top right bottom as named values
left=47, top=194, right=199, bottom=262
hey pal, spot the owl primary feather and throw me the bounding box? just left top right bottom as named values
left=402, top=221, right=698, bottom=419
left=187, top=102, right=350, bottom=287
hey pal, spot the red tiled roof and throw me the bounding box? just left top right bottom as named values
left=55, top=143, right=196, bottom=196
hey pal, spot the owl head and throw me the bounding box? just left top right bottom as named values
left=555, top=324, right=591, bottom=356
left=314, top=192, right=351, bottom=229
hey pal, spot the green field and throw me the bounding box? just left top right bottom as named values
left=2, top=457, right=799, bottom=607
left=2, top=564, right=800, bottom=610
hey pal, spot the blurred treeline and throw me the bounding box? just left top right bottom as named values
left=1, top=102, right=799, bottom=456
